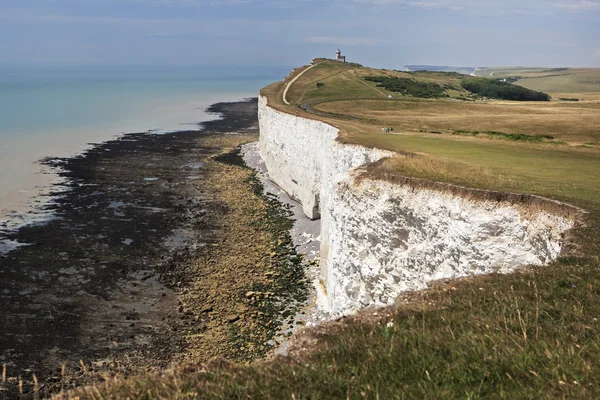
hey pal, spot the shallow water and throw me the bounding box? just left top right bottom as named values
left=0, top=65, right=287, bottom=232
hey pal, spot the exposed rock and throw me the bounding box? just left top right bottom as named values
left=226, top=315, right=240, bottom=323
left=326, top=171, right=575, bottom=313
left=258, top=94, right=578, bottom=317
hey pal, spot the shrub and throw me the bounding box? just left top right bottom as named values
left=452, top=130, right=554, bottom=142
left=461, top=78, right=550, bottom=101
left=364, top=76, right=446, bottom=98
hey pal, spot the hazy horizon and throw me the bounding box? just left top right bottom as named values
left=1, top=0, right=598, bottom=69
left=2, top=62, right=598, bottom=70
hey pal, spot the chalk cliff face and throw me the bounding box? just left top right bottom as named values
left=258, top=95, right=392, bottom=220
left=326, top=173, right=574, bottom=313
left=258, top=95, right=576, bottom=315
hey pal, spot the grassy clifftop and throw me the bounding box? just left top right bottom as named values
left=474, top=66, right=600, bottom=93
left=63, top=61, right=600, bottom=399
left=262, top=61, right=600, bottom=212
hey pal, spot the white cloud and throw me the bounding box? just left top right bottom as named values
left=306, top=36, right=388, bottom=46
left=127, top=0, right=324, bottom=6
left=351, top=0, right=600, bottom=13
left=553, top=0, right=600, bottom=10
left=0, top=13, right=180, bottom=25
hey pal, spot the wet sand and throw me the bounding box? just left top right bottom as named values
left=0, top=99, right=304, bottom=398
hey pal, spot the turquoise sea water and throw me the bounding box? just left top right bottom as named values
left=0, top=65, right=287, bottom=231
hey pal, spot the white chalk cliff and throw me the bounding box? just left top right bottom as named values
left=258, top=94, right=577, bottom=315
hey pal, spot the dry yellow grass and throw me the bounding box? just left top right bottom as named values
left=476, top=67, right=600, bottom=93
left=265, top=61, right=600, bottom=145
left=516, top=69, right=600, bottom=93
left=314, top=98, right=600, bottom=143
left=358, top=154, right=520, bottom=200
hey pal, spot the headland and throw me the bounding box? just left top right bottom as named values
left=6, top=59, right=600, bottom=399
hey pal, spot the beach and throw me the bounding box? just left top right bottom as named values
left=0, top=99, right=309, bottom=398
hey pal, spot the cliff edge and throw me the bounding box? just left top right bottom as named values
left=258, top=93, right=579, bottom=315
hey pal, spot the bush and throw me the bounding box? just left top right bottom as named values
left=364, top=76, right=446, bottom=98
left=461, top=78, right=550, bottom=101
left=453, top=130, right=554, bottom=142
left=500, top=76, right=521, bottom=84
left=543, top=67, right=569, bottom=72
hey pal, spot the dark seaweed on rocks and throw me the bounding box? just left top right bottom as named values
left=215, top=148, right=309, bottom=357
left=0, top=98, right=288, bottom=398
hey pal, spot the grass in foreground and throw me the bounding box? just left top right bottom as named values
left=59, top=257, right=600, bottom=399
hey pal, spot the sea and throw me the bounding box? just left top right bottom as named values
left=0, top=65, right=288, bottom=245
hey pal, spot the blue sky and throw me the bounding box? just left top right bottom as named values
left=1, top=0, right=599, bottom=68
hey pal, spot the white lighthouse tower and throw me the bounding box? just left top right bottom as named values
left=335, top=49, right=346, bottom=63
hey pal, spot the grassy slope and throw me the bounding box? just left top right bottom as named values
left=476, top=67, right=600, bottom=93
left=63, top=61, right=600, bottom=399
left=318, top=98, right=600, bottom=143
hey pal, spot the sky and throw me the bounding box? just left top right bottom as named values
left=1, top=0, right=599, bottom=69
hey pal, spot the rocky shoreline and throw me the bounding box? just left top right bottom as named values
left=0, top=98, right=309, bottom=398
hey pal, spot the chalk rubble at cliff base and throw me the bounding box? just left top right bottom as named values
left=257, top=94, right=578, bottom=317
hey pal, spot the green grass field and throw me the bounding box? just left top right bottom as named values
left=344, top=133, right=600, bottom=208
left=475, top=67, right=600, bottom=93
left=61, top=60, right=600, bottom=399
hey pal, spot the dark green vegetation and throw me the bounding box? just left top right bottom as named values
left=543, top=68, right=570, bottom=73
left=559, top=97, right=580, bottom=101
left=462, top=77, right=551, bottom=101
left=500, top=76, right=521, bottom=84
left=364, top=76, right=447, bottom=98
left=406, top=70, right=465, bottom=77
left=452, top=129, right=555, bottom=142
left=364, top=72, right=553, bottom=102
left=216, top=148, right=309, bottom=359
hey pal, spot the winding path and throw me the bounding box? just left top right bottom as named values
left=283, top=62, right=322, bottom=105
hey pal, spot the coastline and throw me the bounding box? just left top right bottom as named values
left=0, top=98, right=308, bottom=398
left=241, top=142, right=330, bottom=346
left=0, top=92, right=255, bottom=250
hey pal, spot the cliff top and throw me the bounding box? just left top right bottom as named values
left=62, top=62, right=600, bottom=400
left=262, top=59, right=600, bottom=253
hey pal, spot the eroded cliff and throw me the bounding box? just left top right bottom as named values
left=258, top=94, right=577, bottom=315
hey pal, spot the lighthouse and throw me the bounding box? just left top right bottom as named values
left=335, top=49, right=346, bottom=63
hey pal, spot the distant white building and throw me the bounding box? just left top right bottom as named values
left=335, top=49, right=346, bottom=63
